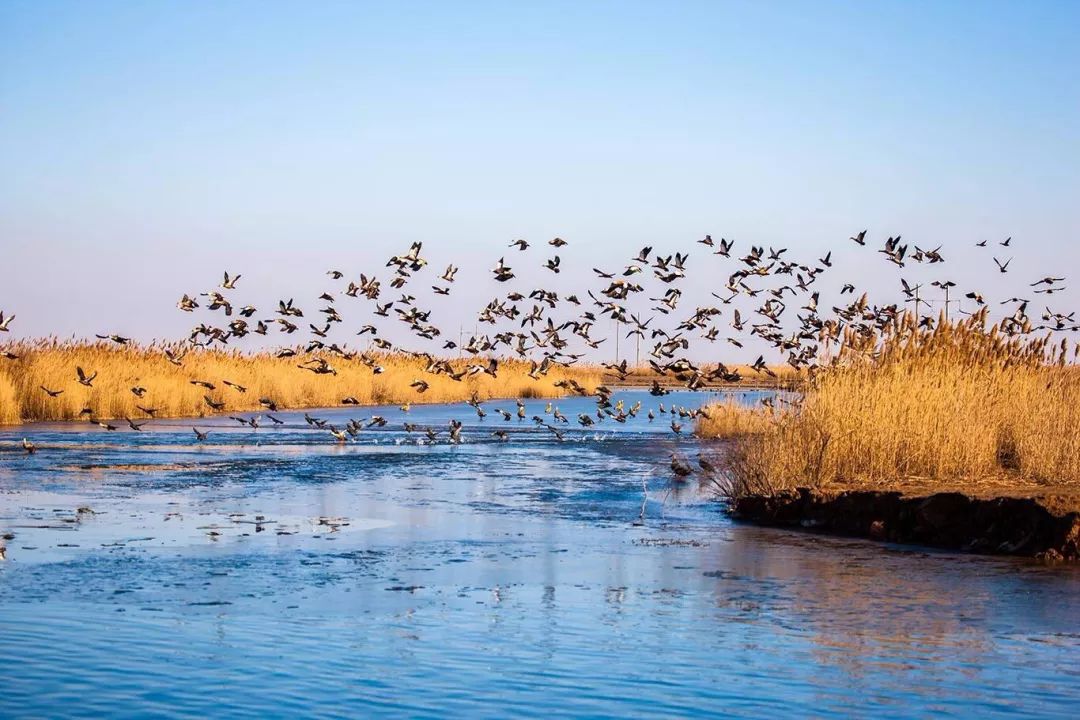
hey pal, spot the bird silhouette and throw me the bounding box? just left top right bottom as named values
left=76, top=367, right=97, bottom=387
left=670, top=454, right=693, bottom=477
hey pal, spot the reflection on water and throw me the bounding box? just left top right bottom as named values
left=1, top=390, right=1077, bottom=717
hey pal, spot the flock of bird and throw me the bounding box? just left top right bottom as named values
left=5, top=231, right=1074, bottom=475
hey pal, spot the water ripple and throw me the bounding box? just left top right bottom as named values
left=1, top=391, right=1078, bottom=718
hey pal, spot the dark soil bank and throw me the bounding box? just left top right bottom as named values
left=731, top=488, right=1080, bottom=562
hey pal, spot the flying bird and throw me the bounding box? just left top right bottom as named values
left=493, top=258, right=515, bottom=282
left=76, top=367, right=97, bottom=387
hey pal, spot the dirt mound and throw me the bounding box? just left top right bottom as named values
left=731, top=487, right=1080, bottom=562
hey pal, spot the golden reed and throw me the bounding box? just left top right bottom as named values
left=698, top=309, right=1080, bottom=493
left=0, top=338, right=601, bottom=424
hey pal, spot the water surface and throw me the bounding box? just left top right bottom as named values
left=1, top=390, right=1077, bottom=718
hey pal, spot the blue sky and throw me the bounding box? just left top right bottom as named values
left=1, top=1, right=1077, bottom=360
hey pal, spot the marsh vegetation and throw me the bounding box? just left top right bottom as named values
left=0, top=338, right=602, bottom=424
left=699, top=309, right=1080, bottom=496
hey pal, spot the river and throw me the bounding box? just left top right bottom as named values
left=1, top=389, right=1076, bottom=717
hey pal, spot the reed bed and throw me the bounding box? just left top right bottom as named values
left=0, top=339, right=601, bottom=423
left=695, top=399, right=779, bottom=438
left=699, top=309, right=1080, bottom=495
left=605, top=363, right=799, bottom=389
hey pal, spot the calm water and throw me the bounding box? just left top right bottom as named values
left=1, top=389, right=1077, bottom=718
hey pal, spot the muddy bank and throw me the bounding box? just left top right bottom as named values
left=730, top=488, right=1080, bottom=562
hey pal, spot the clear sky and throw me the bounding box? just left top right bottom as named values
left=1, top=1, right=1077, bottom=361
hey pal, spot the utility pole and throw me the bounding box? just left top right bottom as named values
left=614, top=319, right=620, bottom=363
left=932, top=280, right=958, bottom=322
left=941, top=287, right=962, bottom=321
left=905, top=284, right=930, bottom=319
left=905, top=285, right=919, bottom=317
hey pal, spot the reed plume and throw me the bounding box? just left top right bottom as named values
left=0, top=338, right=600, bottom=423
left=699, top=308, right=1080, bottom=494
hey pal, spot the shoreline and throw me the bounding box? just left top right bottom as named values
left=0, top=390, right=568, bottom=427
left=0, top=338, right=792, bottom=425
left=0, top=384, right=770, bottom=426
left=601, top=377, right=793, bottom=391
left=729, top=486, right=1080, bottom=563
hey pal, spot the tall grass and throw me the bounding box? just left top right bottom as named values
left=606, top=363, right=799, bottom=388
left=0, top=339, right=600, bottom=423
left=700, top=309, right=1080, bottom=494
left=695, top=399, right=779, bottom=438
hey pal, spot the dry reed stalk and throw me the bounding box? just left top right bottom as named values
left=698, top=310, right=1080, bottom=495
left=694, top=399, right=778, bottom=438
left=0, top=339, right=601, bottom=423
left=608, top=363, right=799, bottom=387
